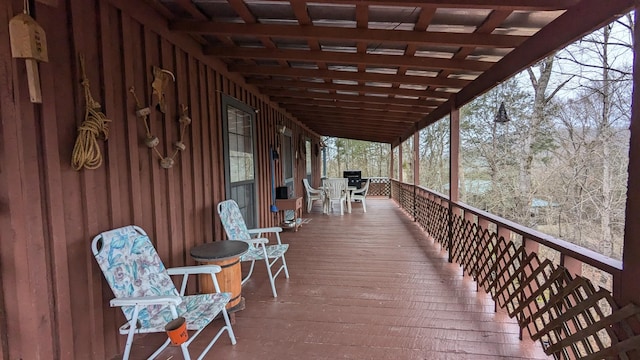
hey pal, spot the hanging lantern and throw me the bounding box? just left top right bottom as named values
left=494, top=102, right=510, bottom=123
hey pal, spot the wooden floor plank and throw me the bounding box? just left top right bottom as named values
left=126, top=198, right=548, bottom=359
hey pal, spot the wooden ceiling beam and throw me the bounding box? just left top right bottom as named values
left=429, top=10, right=512, bottom=90
left=279, top=0, right=578, bottom=11
left=207, top=47, right=492, bottom=73
left=296, top=113, right=416, bottom=126
left=270, top=97, right=432, bottom=113
left=312, top=128, right=401, bottom=140
left=229, top=64, right=471, bottom=88
left=226, top=0, right=256, bottom=23
left=262, top=89, right=444, bottom=107
left=290, top=1, right=312, bottom=24
left=308, top=122, right=404, bottom=136
left=315, top=130, right=392, bottom=143
left=284, top=105, right=419, bottom=121
left=248, top=78, right=451, bottom=99
left=307, top=122, right=405, bottom=139
left=172, top=22, right=527, bottom=48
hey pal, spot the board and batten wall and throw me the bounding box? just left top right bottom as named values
left=0, top=0, right=321, bottom=358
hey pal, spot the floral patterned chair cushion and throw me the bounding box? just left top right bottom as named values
left=217, top=200, right=290, bottom=297
left=93, top=226, right=229, bottom=332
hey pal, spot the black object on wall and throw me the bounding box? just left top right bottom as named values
left=275, top=186, right=288, bottom=199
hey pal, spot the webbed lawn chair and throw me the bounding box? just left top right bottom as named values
left=91, top=225, right=236, bottom=360
left=217, top=199, right=290, bottom=297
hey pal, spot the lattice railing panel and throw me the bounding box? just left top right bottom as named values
left=450, top=214, right=469, bottom=264
left=454, top=220, right=478, bottom=269
left=414, top=194, right=429, bottom=231
left=486, top=243, right=526, bottom=300
left=473, top=230, right=504, bottom=287
left=501, top=256, right=558, bottom=321
left=461, top=227, right=484, bottom=280
left=368, top=177, right=391, bottom=197
left=398, top=186, right=640, bottom=359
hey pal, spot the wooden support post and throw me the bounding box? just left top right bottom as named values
left=390, top=144, right=394, bottom=180
left=398, top=139, right=403, bottom=183
left=448, top=100, right=460, bottom=262
left=618, top=7, right=640, bottom=306
left=450, top=103, right=460, bottom=203
left=413, top=130, right=420, bottom=220
left=413, top=130, right=420, bottom=186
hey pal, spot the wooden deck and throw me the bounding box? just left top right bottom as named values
left=128, top=198, right=548, bottom=360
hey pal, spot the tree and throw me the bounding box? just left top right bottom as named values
left=419, top=117, right=449, bottom=193
left=550, top=17, right=633, bottom=259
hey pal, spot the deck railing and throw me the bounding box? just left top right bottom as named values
left=389, top=179, right=640, bottom=359
left=364, top=176, right=391, bottom=197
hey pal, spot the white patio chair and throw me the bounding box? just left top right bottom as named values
left=351, top=178, right=371, bottom=212
left=217, top=199, right=290, bottom=298
left=91, top=225, right=236, bottom=360
left=302, top=178, right=324, bottom=212
left=322, top=178, right=348, bottom=215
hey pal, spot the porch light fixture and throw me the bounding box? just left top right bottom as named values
left=494, top=101, right=510, bottom=123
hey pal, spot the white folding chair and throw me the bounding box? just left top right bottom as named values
left=217, top=200, right=290, bottom=297
left=91, top=225, right=236, bottom=360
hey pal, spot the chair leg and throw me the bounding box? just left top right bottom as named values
left=362, top=199, right=367, bottom=212
left=241, top=260, right=256, bottom=285
left=148, top=338, right=172, bottom=360
left=264, top=257, right=278, bottom=297
left=281, top=254, right=290, bottom=279
left=180, top=343, right=191, bottom=360
left=121, top=308, right=141, bottom=360
left=195, top=307, right=237, bottom=360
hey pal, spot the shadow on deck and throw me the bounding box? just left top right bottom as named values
left=127, top=198, right=548, bottom=360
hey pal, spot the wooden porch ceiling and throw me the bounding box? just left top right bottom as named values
left=154, top=0, right=633, bottom=146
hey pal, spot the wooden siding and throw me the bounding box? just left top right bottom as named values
left=0, top=0, right=320, bottom=359
left=126, top=199, right=548, bottom=360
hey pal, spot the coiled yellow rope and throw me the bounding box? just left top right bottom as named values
left=71, top=55, right=110, bottom=171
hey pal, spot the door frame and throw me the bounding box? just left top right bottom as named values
left=221, top=94, right=259, bottom=227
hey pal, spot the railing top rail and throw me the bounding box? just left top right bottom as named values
left=393, top=179, right=622, bottom=275
left=456, top=200, right=622, bottom=274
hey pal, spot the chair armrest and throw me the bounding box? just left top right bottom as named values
left=167, top=265, right=221, bottom=276
left=248, top=227, right=283, bottom=234
left=110, top=295, right=182, bottom=307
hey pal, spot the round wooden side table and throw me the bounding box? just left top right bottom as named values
left=190, top=240, right=249, bottom=311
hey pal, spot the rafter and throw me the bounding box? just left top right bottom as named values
left=307, top=120, right=406, bottom=135
left=229, top=65, right=471, bottom=88
left=206, top=47, right=492, bottom=73
left=270, top=97, right=432, bottom=113
left=262, top=89, right=444, bottom=108
left=247, top=78, right=451, bottom=99
left=172, top=22, right=527, bottom=48
left=283, top=105, right=419, bottom=121
left=284, top=0, right=578, bottom=11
